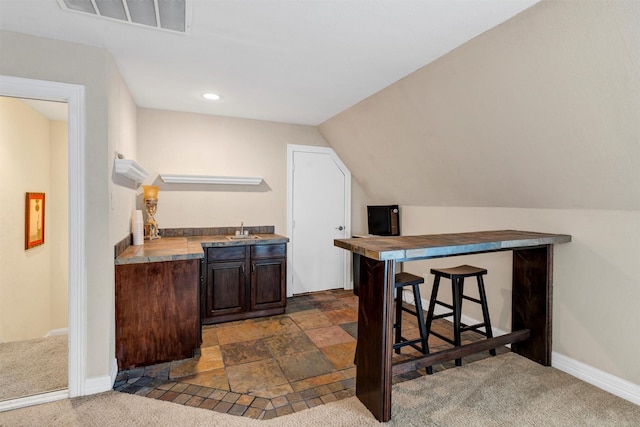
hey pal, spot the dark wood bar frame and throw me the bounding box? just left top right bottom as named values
left=335, top=230, right=571, bottom=422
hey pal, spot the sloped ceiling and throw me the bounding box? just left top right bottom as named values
left=319, top=1, right=640, bottom=210
left=0, top=0, right=540, bottom=125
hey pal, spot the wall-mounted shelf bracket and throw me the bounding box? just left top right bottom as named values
left=114, top=159, right=148, bottom=184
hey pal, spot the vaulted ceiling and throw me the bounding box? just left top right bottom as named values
left=2, top=1, right=637, bottom=211
left=319, top=1, right=640, bottom=210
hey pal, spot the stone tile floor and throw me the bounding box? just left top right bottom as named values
left=114, top=289, right=507, bottom=420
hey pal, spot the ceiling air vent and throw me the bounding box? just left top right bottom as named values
left=57, top=0, right=191, bottom=33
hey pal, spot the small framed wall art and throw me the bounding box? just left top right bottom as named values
left=25, top=192, right=45, bottom=250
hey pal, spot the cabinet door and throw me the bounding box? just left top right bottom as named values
left=205, top=260, right=247, bottom=318
left=116, top=259, right=200, bottom=369
left=251, top=257, right=286, bottom=311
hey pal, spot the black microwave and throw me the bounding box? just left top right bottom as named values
left=367, top=205, right=400, bottom=236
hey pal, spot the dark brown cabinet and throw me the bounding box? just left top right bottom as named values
left=202, top=243, right=286, bottom=324
left=203, top=246, right=248, bottom=319
left=115, top=259, right=201, bottom=369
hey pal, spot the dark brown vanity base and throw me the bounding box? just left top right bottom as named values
left=114, top=231, right=289, bottom=369
left=202, top=243, right=287, bottom=325
left=115, top=259, right=200, bottom=370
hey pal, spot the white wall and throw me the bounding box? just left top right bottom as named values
left=137, top=108, right=329, bottom=233
left=0, top=97, right=67, bottom=342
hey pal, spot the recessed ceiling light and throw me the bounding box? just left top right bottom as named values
left=202, top=93, right=220, bottom=101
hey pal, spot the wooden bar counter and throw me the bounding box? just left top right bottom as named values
left=334, top=230, right=571, bottom=422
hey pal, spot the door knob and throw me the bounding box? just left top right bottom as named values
left=336, top=226, right=344, bottom=231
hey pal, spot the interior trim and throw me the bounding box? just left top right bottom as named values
left=0, top=75, right=87, bottom=407
left=0, top=390, right=69, bottom=412
left=552, top=351, right=640, bottom=406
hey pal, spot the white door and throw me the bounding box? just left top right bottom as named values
left=287, top=145, right=351, bottom=296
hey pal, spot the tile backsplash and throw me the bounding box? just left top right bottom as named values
left=160, top=225, right=275, bottom=237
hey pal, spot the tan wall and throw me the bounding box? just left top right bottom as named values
left=319, top=0, right=640, bottom=386
left=48, top=120, right=69, bottom=331
left=400, top=206, right=640, bottom=385
left=0, top=30, right=134, bottom=379
left=109, top=66, right=139, bottom=245
left=136, top=108, right=329, bottom=233
left=320, top=0, right=640, bottom=210
left=5, top=0, right=636, bottom=390
left=0, top=97, right=67, bottom=342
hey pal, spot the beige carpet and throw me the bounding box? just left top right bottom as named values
left=1, top=353, right=639, bottom=426
left=0, top=335, right=68, bottom=401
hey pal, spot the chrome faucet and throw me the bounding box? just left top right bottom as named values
left=240, top=221, right=244, bottom=236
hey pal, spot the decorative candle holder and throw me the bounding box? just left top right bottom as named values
left=142, top=185, right=160, bottom=240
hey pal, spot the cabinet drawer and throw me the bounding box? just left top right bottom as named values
left=251, top=244, right=286, bottom=259
left=207, top=246, right=247, bottom=261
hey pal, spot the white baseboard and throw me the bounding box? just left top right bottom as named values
left=45, top=328, right=69, bottom=337
left=110, top=357, right=118, bottom=386
left=402, top=290, right=508, bottom=337
left=84, top=358, right=118, bottom=396
left=402, top=290, right=640, bottom=406
left=0, top=390, right=68, bottom=412
left=552, top=352, right=640, bottom=405
left=0, top=328, right=68, bottom=343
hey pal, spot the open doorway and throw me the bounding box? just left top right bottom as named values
left=0, top=97, right=68, bottom=402
left=0, top=75, right=86, bottom=411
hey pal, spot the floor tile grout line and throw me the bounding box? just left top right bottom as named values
left=114, top=289, right=499, bottom=420
left=115, top=290, right=364, bottom=419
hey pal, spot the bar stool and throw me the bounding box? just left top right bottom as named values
left=393, top=272, right=429, bottom=355
left=354, top=271, right=433, bottom=375
left=424, top=265, right=496, bottom=366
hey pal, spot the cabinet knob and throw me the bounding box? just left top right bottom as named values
left=336, top=226, right=344, bottom=231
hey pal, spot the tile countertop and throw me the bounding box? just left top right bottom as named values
left=115, top=234, right=289, bottom=265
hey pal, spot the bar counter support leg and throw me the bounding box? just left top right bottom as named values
left=355, top=256, right=395, bottom=422
left=511, top=245, right=553, bottom=366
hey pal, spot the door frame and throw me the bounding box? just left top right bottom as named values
left=286, top=144, right=351, bottom=296
left=0, top=75, right=87, bottom=410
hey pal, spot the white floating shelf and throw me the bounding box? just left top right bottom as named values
left=114, top=159, right=148, bottom=183
left=160, top=174, right=263, bottom=186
